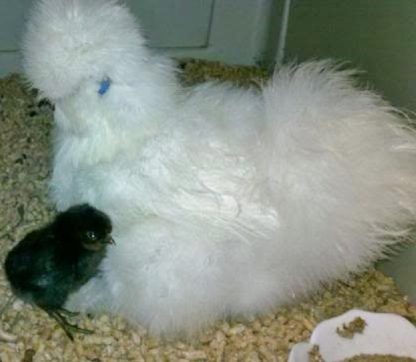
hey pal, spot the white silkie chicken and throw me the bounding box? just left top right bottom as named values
left=22, top=0, right=416, bottom=336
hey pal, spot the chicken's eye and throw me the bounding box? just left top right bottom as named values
left=85, top=231, right=98, bottom=240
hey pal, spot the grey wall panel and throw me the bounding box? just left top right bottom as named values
left=0, top=0, right=280, bottom=75
left=126, top=0, right=214, bottom=48
left=285, top=0, right=416, bottom=111
left=0, top=0, right=31, bottom=50
left=166, top=0, right=282, bottom=66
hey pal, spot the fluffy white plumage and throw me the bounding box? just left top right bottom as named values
left=22, top=0, right=416, bottom=336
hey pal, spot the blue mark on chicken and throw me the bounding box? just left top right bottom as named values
left=98, top=78, right=111, bottom=95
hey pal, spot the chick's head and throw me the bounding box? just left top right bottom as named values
left=54, top=204, right=113, bottom=252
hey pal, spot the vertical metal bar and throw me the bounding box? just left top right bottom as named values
left=275, top=0, right=292, bottom=67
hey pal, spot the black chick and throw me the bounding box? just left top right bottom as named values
left=4, top=204, right=114, bottom=340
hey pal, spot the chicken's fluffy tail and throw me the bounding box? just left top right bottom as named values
left=260, top=61, right=416, bottom=279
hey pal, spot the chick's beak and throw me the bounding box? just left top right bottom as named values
left=107, top=236, right=116, bottom=245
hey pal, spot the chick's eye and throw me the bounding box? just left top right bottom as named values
left=85, top=231, right=98, bottom=240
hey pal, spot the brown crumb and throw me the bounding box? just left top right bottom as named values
left=336, top=316, right=367, bottom=339
left=308, top=345, right=325, bottom=362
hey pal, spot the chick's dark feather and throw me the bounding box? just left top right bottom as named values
left=4, top=204, right=113, bottom=339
